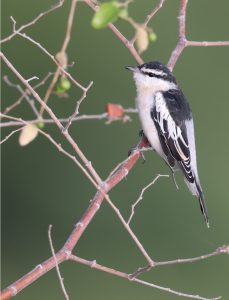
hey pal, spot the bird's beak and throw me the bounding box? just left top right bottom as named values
left=125, top=66, right=138, bottom=72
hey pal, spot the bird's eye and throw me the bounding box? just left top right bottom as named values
left=148, top=72, right=154, bottom=77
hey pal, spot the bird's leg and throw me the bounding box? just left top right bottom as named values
left=139, top=129, right=144, bottom=137
left=128, top=130, right=151, bottom=163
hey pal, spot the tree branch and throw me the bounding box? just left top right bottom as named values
left=0, top=0, right=64, bottom=44
left=83, top=0, right=144, bottom=65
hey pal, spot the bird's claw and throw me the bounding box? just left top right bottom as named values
left=128, top=145, right=146, bottom=163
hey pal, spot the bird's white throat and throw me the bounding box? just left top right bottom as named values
left=133, top=71, right=177, bottom=95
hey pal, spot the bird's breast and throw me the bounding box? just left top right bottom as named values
left=136, top=92, right=165, bottom=158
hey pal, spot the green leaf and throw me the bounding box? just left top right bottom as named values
left=91, top=2, right=120, bottom=29
left=148, top=32, right=157, bottom=42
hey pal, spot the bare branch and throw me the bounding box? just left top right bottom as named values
left=69, top=255, right=221, bottom=300
left=1, top=1, right=229, bottom=299
left=0, top=113, right=98, bottom=189
left=1, top=52, right=101, bottom=184
left=187, top=41, right=229, bottom=47
left=0, top=127, right=23, bottom=145
left=2, top=72, right=53, bottom=115
left=83, top=0, right=144, bottom=65
left=16, top=30, right=91, bottom=92
left=1, top=54, right=154, bottom=267
left=127, top=174, right=169, bottom=225
left=3, top=76, right=40, bottom=118
left=0, top=107, right=137, bottom=128
left=0, top=0, right=64, bottom=44
left=130, top=245, right=229, bottom=279
left=39, top=0, right=78, bottom=116
left=63, top=80, right=94, bottom=131
left=167, top=0, right=229, bottom=70
left=130, top=0, right=166, bottom=45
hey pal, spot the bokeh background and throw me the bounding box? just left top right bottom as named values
left=2, top=0, right=229, bottom=299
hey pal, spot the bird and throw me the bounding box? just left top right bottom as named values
left=126, top=61, right=209, bottom=227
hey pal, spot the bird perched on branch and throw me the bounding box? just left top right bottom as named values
left=126, top=61, right=209, bottom=227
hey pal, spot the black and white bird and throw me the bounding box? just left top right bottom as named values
left=126, top=61, right=209, bottom=227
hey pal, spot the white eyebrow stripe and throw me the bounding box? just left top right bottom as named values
left=141, top=68, right=167, bottom=77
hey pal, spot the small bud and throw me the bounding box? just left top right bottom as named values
left=60, top=78, right=71, bottom=91
left=136, top=27, right=149, bottom=53
left=56, top=52, right=68, bottom=69
left=118, top=8, right=128, bottom=18
left=19, top=124, right=38, bottom=146
left=91, top=2, right=120, bottom=29
left=56, top=78, right=71, bottom=94
left=148, top=31, right=157, bottom=42
left=37, top=122, right=45, bottom=129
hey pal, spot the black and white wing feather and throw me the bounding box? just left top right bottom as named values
left=151, top=90, right=194, bottom=181
left=151, top=89, right=209, bottom=225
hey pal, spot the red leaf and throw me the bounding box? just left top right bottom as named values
left=106, top=103, right=124, bottom=118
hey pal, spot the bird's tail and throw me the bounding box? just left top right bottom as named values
left=184, top=177, right=209, bottom=227
left=195, top=180, right=209, bottom=227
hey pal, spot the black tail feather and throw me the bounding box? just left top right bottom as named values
left=195, top=180, right=209, bottom=227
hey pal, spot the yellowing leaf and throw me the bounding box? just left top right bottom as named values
left=136, top=27, right=149, bottom=54
left=19, top=124, right=38, bottom=146
left=91, top=2, right=120, bottom=29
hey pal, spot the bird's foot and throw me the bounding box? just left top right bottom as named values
left=128, top=144, right=146, bottom=163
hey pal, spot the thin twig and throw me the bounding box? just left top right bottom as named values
left=1, top=53, right=154, bottom=268
left=0, top=0, right=64, bottom=44
left=83, top=0, right=144, bottom=65
left=0, top=127, right=23, bottom=145
left=187, top=41, right=229, bottom=47
left=167, top=0, right=229, bottom=70
left=0, top=52, right=101, bottom=184
left=0, top=113, right=98, bottom=189
left=127, top=174, right=169, bottom=225
left=64, top=81, right=94, bottom=131
left=130, top=0, right=166, bottom=45
left=16, top=30, right=91, bottom=92
left=0, top=136, right=148, bottom=299
left=130, top=245, right=229, bottom=279
left=2, top=72, right=53, bottom=115
left=39, top=0, right=78, bottom=117
left=3, top=76, right=40, bottom=118
left=48, top=225, right=69, bottom=300
left=69, top=255, right=221, bottom=300
left=0, top=108, right=138, bottom=128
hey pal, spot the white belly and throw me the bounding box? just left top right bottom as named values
left=136, top=93, right=165, bottom=159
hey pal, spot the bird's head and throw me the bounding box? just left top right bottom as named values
left=126, top=61, right=177, bottom=92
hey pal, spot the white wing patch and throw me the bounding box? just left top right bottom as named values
left=154, top=93, right=189, bottom=161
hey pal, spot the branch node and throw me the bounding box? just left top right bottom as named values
left=36, top=264, right=43, bottom=270
left=9, top=286, right=18, bottom=296
left=85, top=160, right=92, bottom=168
left=218, top=245, right=229, bottom=254
left=94, top=203, right=101, bottom=210
left=122, top=167, right=129, bottom=177
left=64, top=250, right=72, bottom=259
left=90, top=260, right=97, bottom=268
left=75, top=222, right=84, bottom=228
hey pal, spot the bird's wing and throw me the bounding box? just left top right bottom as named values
left=151, top=90, right=195, bottom=183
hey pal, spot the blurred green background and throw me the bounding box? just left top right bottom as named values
left=1, top=0, right=229, bottom=299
